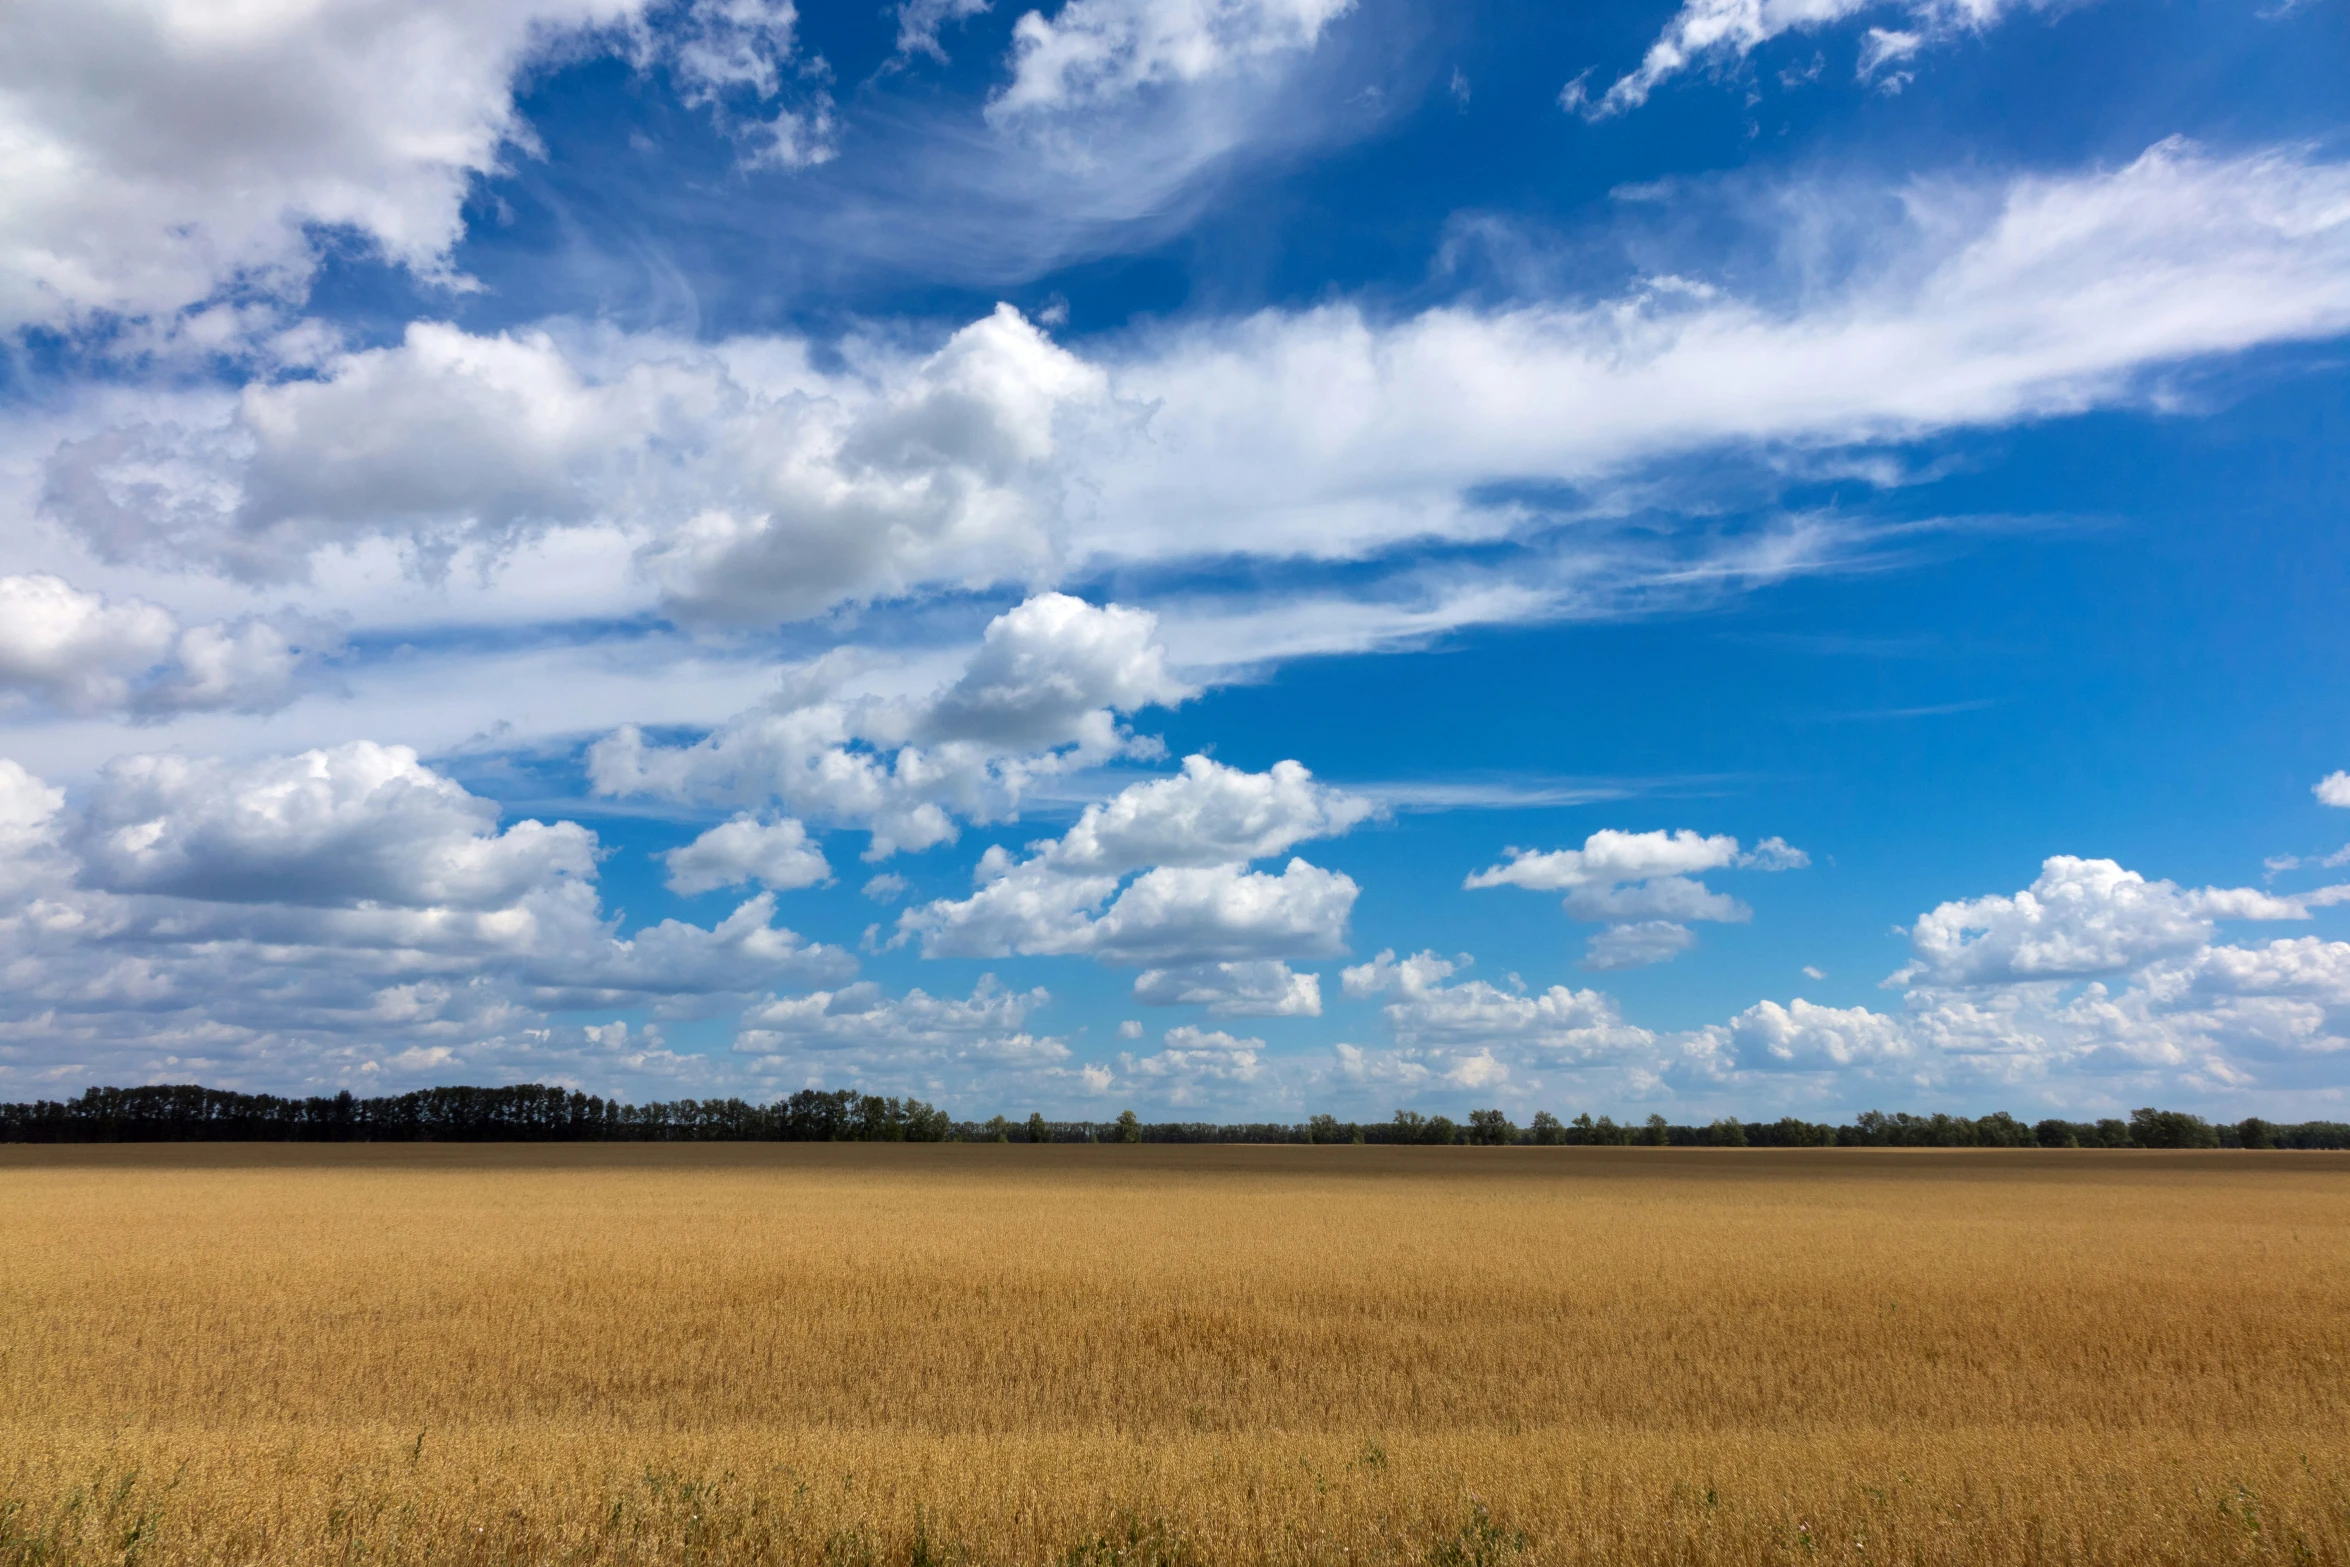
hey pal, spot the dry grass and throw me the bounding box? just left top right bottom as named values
left=2, top=1144, right=2347, bottom=1565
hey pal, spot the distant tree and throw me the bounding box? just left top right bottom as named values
left=1307, top=1113, right=1343, bottom=1144
left=1425, top=1115, right=1460, bottom=1145
left=1466, top=1108, right=1517, bottom=1146
left=2238, top=1117, right=2275, bottom=1150
left=1391, top=1109, right=1429, bottom=1143
left=1642, top=1113, right=1669, bottom=1147
left=2032, top=1118, right=2080, bottom=1149
left=1026, top=1112, right=1051, bottom=1144
left=903, top=1100, right=951, bottom=1142
left=2129, top=1107, right=2220, bottom=1150
left=1709, top=1117, right=1748, bottom=1148
left=1767, top=1116, right=1834, bottom=1148
left=1974, top=1112, right=2033, bottom=1148
left=983, top=1115, right=1012, bottom=1143
left=2092, top=1117, right=2134, bottom=1148
left=1592, top=1115, right=1623, bottom=1147
left=1113, top=1109, right=1143, bottom=1144
left=1529, top=1111, right=1564, bottom=1146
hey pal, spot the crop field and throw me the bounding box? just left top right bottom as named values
left=2, top=1145, right=2347, bottom=1566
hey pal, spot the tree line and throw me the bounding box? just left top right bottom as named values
left=1, top=1084, right=2344, bottom=1149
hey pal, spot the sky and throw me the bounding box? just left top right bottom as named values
left=0, top=0, right=2346, bottom=1123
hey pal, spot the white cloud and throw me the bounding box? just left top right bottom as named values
left=1566, top=0, right=2054, bottom=121
left=662, top=814, right=830, bottom=896
left=41, top=144, right=2350, bottom=661
left=1652, top=857, right=2350, bottom=1106
left=1467, top=827, right=1800, bottom=967
left=2317, top=772, right=2350, bottom=808
left=1039, top=755, right=1375, bottom=872
left=1465, top=829, right=1741, bottom=890
left=0, top=746, right=857, bottom=1097
left=991, top=0, right=1353, bottom=117
left=1076, top=142, right=2350, bottom=573
left=73, top=742, right=597, bottom=910
left=896, top=0, right=992, bottom=58
left=0, top=0, right=648, bottom=330
left=1719, top=998, right=1915, bottom=1070
left=861, top=872, right=911, bottom=902
left=1340, top=948, right=1655, bottom=1060
left=918, top=592, right=1193, bottom=749
left=0, top=575, right=322, bottom=718
left=906, top=856, right=1357, bottom=963
left=0, top=574, right=176, bottom=712
left=1855, top=26, right=1922, bottom=85
left=1132, top=959, right=1321, bottom=1015
left=589, top=594, right=1192, bottom=857
left=1564, top=876, right=1752, bottom=924
left=885, top=749, right=1368, bottom=965
left=1892, top=855, right=2309, bottom=989
left=1113, top=1023, right=1266, bottom=1102
left=733, top=975, right=1049, bottom=1055
left=50, top=308, right=1108, bottom=618
left=1582, top=920, right=1698, bottom=971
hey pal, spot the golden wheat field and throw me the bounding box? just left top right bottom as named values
left=2, top=1145, right=2348, bottom=1566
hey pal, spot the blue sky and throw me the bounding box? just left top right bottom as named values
left=0, top=0, right=2346, bottom=1120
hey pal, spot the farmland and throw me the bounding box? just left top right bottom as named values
left=2, top=1145, right=2346, bottom=1564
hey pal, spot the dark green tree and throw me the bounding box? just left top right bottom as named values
left=2129, top=1107, right=2220, bottom=1149
left=1466, top=1108, right=1517, bottom=1145
left=1709, top=1117, right=1748, bottom=1147
left=2032, top=1118, right=2080, bottom=1148
left=1642, top=1113, right=1669, bottom=1147
left=1113, top=1109, right=1142, bottom=1143
left=1025, top=1111, right=1051, bottom=1144
left=1528, top=1110, right=1564, bottom=1146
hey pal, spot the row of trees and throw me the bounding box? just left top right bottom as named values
left=0, top=1084, right=953, bottom=1144
left=2, top=1084, right=2345, bottom=1149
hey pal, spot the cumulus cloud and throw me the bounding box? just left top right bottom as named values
left=1113, top=1023, right=1266, bottom=1103
left=2317, top=773, right=2350, bottom=808
left=1341, top=949, right=1655, bottom=1061
left=1039, top=754, right=1376, bottom=872
left=918, top=592, right=1193, bottom=750
left=1468, top=828, right=1802, bottom=967
left=73, top=742, right=597, bottom=909
left=1132, top=959, right=1321, bottom=1015
left=1891, top=855, right=2310, bottom=988
left=590, top=593, right=1193, bottom=857
left=0, top=747, right=854, bottom=1097
left=1655, top=855, right=2350, bottom=1105
left=1565, top=0, right=2054, bottom=120
left=734, top=974, right=1046, bottom=1052
left=662, top=814, right=830, bottom=896
left=888, top=752, right=1366, bottom=965
left=991, top=0, right=1353, bottom=117
left=1465, top=829, right=1741, bottom=890
left=906, top=856, right=1357, bottom=964
left=49, top=308, right=1108, bottom=616
left=0, top=575, right=324, bottom=718
left=0, top=0, right=655, bottom=331
left=1717, top=998, right=1915, bottom=1071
